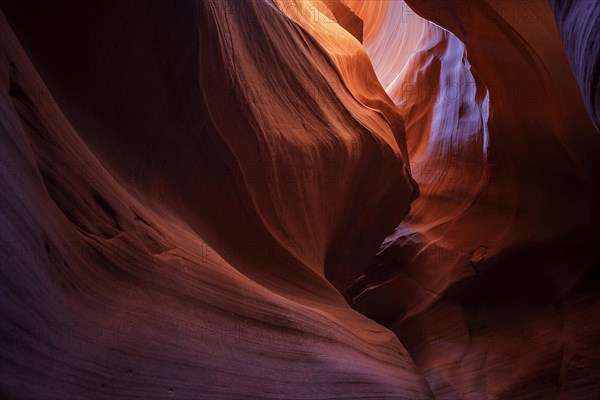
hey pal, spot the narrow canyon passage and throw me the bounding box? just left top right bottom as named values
left=1, top=1, right=599, bottom=399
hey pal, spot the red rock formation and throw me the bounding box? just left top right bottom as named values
left=1, top=0, right=599, bottom=398
left=322, top=0, right=364, bottom=43
left=343, top=0, right=600, bottom=398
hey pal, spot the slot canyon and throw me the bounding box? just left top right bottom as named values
left=1, top=0, right=599, bottom=398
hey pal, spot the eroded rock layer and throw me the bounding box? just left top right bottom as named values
left=343, top=0, right=600, bottom=398
left=550, top=0, right=600, bottom=132
left=1, top=0, right=599, bottom=399
left=0, top=1, right=426, bottom=398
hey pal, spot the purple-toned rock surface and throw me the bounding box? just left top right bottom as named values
left=550, top=0, right=600, bottom=131
left=1, top=0, right=599, bottom=398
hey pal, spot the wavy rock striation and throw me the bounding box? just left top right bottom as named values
left=342, top=0, right=600, bottom=398
left=549, top=0, right=600, bottom=132
left=0, top=1, right=426, bottom=398
left=1, top=0, right=599, bottom=399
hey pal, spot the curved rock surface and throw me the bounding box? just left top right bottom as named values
left=0, top=1, right=425, bottom=398
left=344, top=0, right=600, bottom=398
left=549, top=0, right=600, bottom=132
left=1, top=0, right=599, bottom=399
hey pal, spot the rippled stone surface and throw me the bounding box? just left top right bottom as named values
left=1, top=0, right=599, bottom=398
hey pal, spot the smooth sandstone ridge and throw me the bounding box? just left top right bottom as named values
left=1, top=0, right=599, bottom=399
